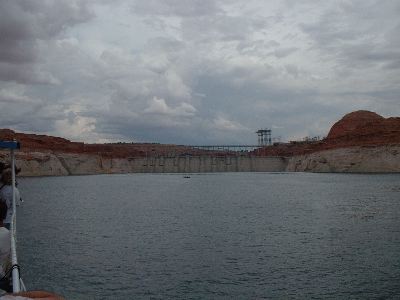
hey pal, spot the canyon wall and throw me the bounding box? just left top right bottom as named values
left=286, top=145, right=400, bottom=173
left=1, top=110, right=399, bottom=175
left=6, top=152, right=288, bottom=176
left=9, top=145, right=398, bottom=176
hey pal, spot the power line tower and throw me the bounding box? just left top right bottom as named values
left=256, top=129, right=272, bottom=146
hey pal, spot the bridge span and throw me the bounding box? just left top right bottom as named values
left=141, top=144, right=267, bottom=158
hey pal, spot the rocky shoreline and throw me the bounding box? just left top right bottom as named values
left=287, top=145, right=400, bottom=173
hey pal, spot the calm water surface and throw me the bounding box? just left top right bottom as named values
left=17, top=173, right=400, bottom=299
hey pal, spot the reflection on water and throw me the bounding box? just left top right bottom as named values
left=17, top=173, right=400, bottom=299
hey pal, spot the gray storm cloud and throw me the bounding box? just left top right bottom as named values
left=0, top=0, right=92, bottom=84
left=0, top=0, right=399, bottom=144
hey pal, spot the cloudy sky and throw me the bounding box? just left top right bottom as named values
left=0, top=0, right=399, bottom=145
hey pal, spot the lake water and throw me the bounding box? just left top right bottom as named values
left=17, top=173, right=400, bottom=299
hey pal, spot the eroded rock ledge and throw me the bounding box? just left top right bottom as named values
left=286, top=145, right=400, bottom=173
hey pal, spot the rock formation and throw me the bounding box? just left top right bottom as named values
left=285, top=110, right=400, bottom=172
left=286, top=145, right=400, bottom=172
left=0, top=110, right=399, bottom=175
left=325, top=110, right=400, bottom=147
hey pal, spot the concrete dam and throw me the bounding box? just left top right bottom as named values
left=14, top=147, right=290, bottom=176
left=113, top=155, right=289, bottom=173
left=129, top=143, right=288, bottom=173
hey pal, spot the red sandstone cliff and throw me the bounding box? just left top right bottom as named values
left=0, top=129, right=215, bottom=158
left=325, top=110, right=400, bottom=146
left=256, top=110, right=400, bottom=156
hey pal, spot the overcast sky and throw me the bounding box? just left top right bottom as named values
left=0, top=0, right=399, bottom=145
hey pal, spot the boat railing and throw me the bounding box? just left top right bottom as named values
left=0, top=140, right=25, bottom=293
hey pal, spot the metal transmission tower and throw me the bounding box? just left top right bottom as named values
left=256, top=129, right=272, bottom=146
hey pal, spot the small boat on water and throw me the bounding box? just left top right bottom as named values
left=0, top=140, right=26, bottom=293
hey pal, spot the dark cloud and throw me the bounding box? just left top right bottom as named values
left=273, top=47, right=298, bottom=58
left=0, top=0, right=93, bottom=84
left=132, top=0, right=268, bottom=44
left=131, top=0, right=221, bottom=17
left=0, top=0, right=399, bottom=144
left=0, top=86, right=64, bottom=132
left=180, top=15, right=268, bottom=43
left=300, top=1, right=400, bottom=69
left=64, top=1, right=400, bottom=143
left=0, top=62, right=59, bottom=85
